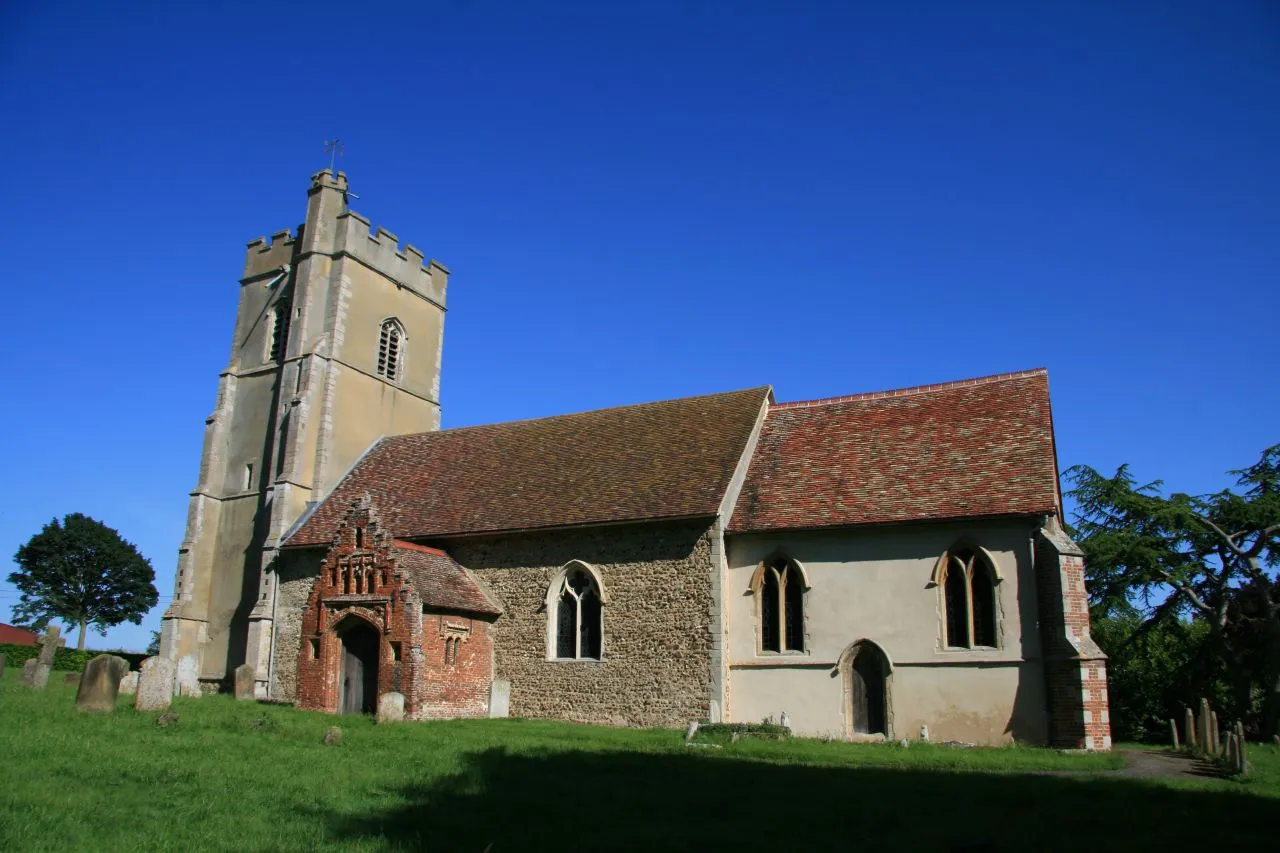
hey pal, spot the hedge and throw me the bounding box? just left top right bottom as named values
left=0, top=643, right=149, bottom=673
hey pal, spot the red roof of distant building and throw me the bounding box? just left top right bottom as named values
left=0, top=623, right=39, bottom=645
left=729, top=370, right=1060, bottom=532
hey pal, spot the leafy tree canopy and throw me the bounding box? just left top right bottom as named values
left=9, top=513, right=159, bottom=651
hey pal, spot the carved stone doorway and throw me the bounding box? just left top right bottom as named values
left=338, top=620, right=380, bottom=715
left=843, top=641, right=891, bottom=738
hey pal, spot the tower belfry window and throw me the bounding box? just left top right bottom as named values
left=377, top=319, right=404, bottom=382
left=270, top=298, right=291, bottom=362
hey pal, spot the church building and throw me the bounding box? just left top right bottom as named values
left=161, top=170, right=1111, bottom=749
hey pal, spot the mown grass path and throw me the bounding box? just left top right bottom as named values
left=2, top=671, right=1276, bottom=851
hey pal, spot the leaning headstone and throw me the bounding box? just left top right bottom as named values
left=20, top=659, right=38, bottom=685
left=488, top=678, right=511, bottom=718
left=376, top=691, right=405, bottom=724
left=1169, top=718, right=1179, bottom=749
left=76, top=655, right=129, bottom=713
left=1184, top=706, right=1196, bottom=748
left=684, top=721, right=700, bottom=743
left=24, top=625, right=64, bottom=690
left=234, top=664, right=256, bottom=701
left=174, top=655, right=201, bottom=698
left=119, top=671, right=140, bottom=695
left=135, top=656, right=175, bottom=712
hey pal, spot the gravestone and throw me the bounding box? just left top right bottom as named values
left=376, top=691, right=405, bottom=723
left=20, top=659, right=38, bottom=684
left=1184, top=706, right=1196, bottom=747
left=174, top=655, right=201, bottom=698
left=1169, top=718, right=1179, bottom=749
left=119, top=671, right=140, bottom=695
left=135, top=656, right=175, bottom=712
left=234, top=664, right=256, bottom=701
left=22, top=626, right=63, bottom=689
left=0, top=653, right=5, bottom=678
left=1210, top=710, right=1220, bottom=753
left=488, top=679, right=511, bottom=718
left=76, top=655, right=130, bottom=713
left=684, top=721, right=700, bottom=743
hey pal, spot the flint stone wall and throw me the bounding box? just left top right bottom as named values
left=448, top=520, right=717, bottom=728
left=269, top=549, right=325, bottom=703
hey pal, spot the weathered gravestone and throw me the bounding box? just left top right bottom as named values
left=21, top=626, right=63, bottom=689
left=488, top=679, right=511, bottom=718
left=20, top=659, right=38, bottom=684
left=234, top=664, right=256, bottom=701
left=76, top=655, right=130, bottom=713
left=135, top=656, right=175, bottom=712
left=0, top=653, right=6, bottom=678
left=376, top=691, right=405, bottom=724
left=174, top=655, right=201, bottom=698
left=119, top=671, right=140, bottom=695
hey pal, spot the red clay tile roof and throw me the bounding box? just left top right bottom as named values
left=728, top=370, right=1060, bottom=532
left=0, top=623, right=38, bottom=645
left=287, top=387, right=771, bottom=545
left=391, top=540, right=503, bottom=616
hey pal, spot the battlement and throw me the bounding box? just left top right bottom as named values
left=336, top=209, right=449, bottom=307
left=310, top=169, right=349, bottom=195
left=244, top=227, right=299, bottom=279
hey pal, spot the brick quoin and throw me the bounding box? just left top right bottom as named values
left=1037, top=537, right=1112, bottom=750
left=294, top=501, right=497, bottom=719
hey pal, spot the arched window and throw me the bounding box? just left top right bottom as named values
left=755, top=557, right=807, bottom=653
left=940, top=549, right=999, bottom=649
left=269, top=297, right=291, bottom=362
left=549, top=564, right=603, bottom=660
left=377, top=319, right=404, bottom=382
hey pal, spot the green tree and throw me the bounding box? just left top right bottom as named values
left=9, top=513, right=159, bottom=651
left=1066, top=444, right=1280, bottom=735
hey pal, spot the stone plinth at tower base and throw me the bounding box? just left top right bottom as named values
left=135, top=657, right=175, bottom=712
left=76, top=655, right=130, bottom=713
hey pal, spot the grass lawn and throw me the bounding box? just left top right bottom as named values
left=2, top=670, right=1277, bottom=851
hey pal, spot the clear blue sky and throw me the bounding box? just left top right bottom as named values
left=0, top=1, right=1275, bottom=652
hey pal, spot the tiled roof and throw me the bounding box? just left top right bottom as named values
left=287, top=387, right=771, bottom=545
left=391, top=540, right=502, bottom=617
left=728, top=370, right=1060, bottom=532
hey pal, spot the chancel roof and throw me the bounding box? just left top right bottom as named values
left=286, top=387, right=771, bottom=545
left=727, top=370, right=1060, bottom=533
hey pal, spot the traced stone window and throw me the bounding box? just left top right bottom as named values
left=756, top=558, right=806, bottom=653
left=941, top=549, right=999, bottom=649
left=551, top=566, right=603, bottom=660
left=376, top=319, right=405, bottom=382
left=269, top=297, right=291, bottom=362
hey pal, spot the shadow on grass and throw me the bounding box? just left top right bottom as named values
left=321, top=747, right=1276, bottom=852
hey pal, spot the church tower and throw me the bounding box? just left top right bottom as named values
left=161, top=171, right=449, bottom=693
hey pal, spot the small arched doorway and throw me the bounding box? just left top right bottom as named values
left=337, top=619, right=380, bottom=714
left=842, top=641, right=891, bottom=738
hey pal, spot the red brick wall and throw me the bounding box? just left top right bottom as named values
left=294, top=502, right=495, bottom=719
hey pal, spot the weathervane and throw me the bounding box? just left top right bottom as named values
left=323, top=138, right=344, bottom=174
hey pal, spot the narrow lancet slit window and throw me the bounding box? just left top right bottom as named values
left=270, top=298, right=291, bottom=362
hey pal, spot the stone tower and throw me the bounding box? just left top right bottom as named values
left=161, top=170, right=449, bottom=693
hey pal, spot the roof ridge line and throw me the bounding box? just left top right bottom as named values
left=386, top=385, right=774, bottom=440
left=772, top=369, right=1048, bottom=410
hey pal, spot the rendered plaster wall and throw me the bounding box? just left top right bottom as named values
left=725, top=520, right=1049, bottom=744
left=447, top=520, right=717, bottom=728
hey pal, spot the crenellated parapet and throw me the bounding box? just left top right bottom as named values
left=336, top=210, right=449, bottom=307
left=243, top=228, right=300, bottom=280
